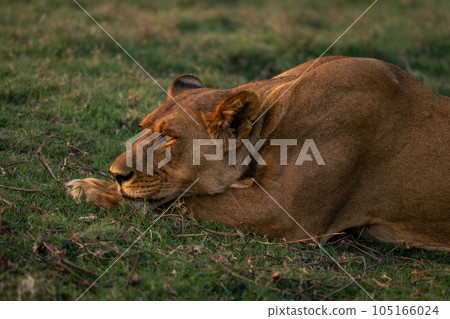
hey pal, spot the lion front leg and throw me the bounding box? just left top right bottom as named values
left=65, top=178, right=122, bottom=209
left=183, top=182, right=306, bottom=240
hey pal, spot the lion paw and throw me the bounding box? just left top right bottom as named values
left=65, top=178, right=122, bottom=209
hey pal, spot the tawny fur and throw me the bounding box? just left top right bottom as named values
left=66, top=57, right=450, bottom=251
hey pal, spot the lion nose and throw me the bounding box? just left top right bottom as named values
left=109, top=151, right=136, bottom=185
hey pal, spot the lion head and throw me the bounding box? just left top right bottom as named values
left=109, top=74, right=261, bottom=205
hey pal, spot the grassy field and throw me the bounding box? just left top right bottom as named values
left=1, top=0, right=449, bottom=301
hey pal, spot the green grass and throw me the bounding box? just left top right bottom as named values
left=1, top=0, right=449, bottom=300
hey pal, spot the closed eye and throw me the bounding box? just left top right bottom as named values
left=161, top=138, right=176, bottom=148
left=148, top=134, right=176, bottom=151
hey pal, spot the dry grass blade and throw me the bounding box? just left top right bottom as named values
left=194, top=224, right=241, bottom=238
left=256, top=232, right=345, bottom=245
left=160, top=245, right=183, bottom=262
left=0, top=193, right=18, bottom=211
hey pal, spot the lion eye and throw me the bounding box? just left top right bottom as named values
left=161, top=138, right=176, bottom=148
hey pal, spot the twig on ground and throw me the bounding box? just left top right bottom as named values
left=44, top=227, right=83, bottom=233
left=67, top=165, right=114, bottom=181
left=0, top=184, right=41, bottom=193
left=1, top=161, right=32, bottom=168
left=292, top=285, right=316, bottom=298
left=326, top=234, right=352, bottom=245
left=383, top=242, right=403, bottom=257
left=352, top=241, right=383, bottom=256
left=36, top=135, right=105, bottom=189
left=57, top=261, right=89, bottom=285
left=413, top=274, right=450, bottom=282
left=400, top=269, right=450, bottom=284
left=255, top=232, right=345, bottom=245
left=238, top=237, right=252, bottom=253
left=320, top=280, right=356, bottom=301
left=158, top=214, right=184, bottom=219
left=36, top=135, right=64, bottom=189
left=210, top=254, right=287, bottom=295
left=127, top=252, right=141, bottom=285
left=394, top=256, right=426, bottom=268
left=173, top=233, right=206, bottom=238
left=0, top=192, right=18, bottom=211
left=193, top=224, right=241, bottom=238
left=350, top=244, right=381, bottom=262
left=37, top=241, right=98, bottom=281
left=60, top=258, right=98, bottom=278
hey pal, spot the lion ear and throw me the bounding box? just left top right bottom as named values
left=168, top=74, right=203, bottom=97
left=202, top=90, right=260, bottom=151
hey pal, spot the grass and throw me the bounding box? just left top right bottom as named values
left=1, top=0, right=449, bottom=301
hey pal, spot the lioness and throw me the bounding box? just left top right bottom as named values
left=66, top=56, right=450, bottom=251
